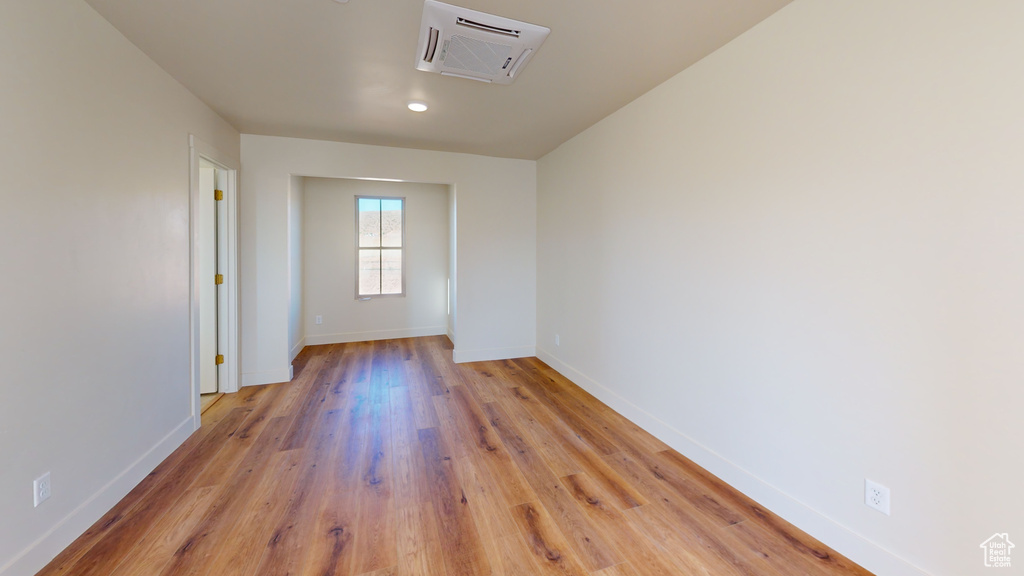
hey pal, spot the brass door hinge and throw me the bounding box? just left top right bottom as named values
left=214, top=189, right=224, bottom=201
left=215, top=354, right=224, bottom=365
left=215, top=274, right=224, bottom=285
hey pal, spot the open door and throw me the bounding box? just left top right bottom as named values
left=190, top=134, right=240, bottom=427
left=198, top=160, right=220, bottom=394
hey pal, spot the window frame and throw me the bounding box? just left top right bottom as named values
left=355, top=195, right=406, bottom=299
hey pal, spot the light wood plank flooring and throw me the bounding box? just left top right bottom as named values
left=200, top=392, right=224, bottom=415
left=36, top=336, right=873, bottom=576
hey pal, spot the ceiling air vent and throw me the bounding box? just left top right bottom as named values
left=415, top=0, right=550, bottom=84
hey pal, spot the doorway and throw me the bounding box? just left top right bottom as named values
left=198, top=159, right=223, bottom=397
left=189, top=135, right=240, bottom=428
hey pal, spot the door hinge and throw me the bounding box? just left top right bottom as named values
left=215, top=274, right=224, bottom=285
left=215, top=354, right=224, bottom=365
left=214, top=189, right=224, bottom=201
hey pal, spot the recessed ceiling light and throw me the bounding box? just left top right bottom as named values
left=407, top=101, right=428, bottom=112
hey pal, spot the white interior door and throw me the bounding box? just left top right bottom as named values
left=215, top=167, right=229, bottom=388
left=199, top=161, right=219, bottom=394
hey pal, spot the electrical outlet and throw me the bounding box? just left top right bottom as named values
left=555, top=334, right=560, bottom=346
left=315, top=315, right=323, bottom=325
left=33, top=472, right=51, bottom=507
left=865, top=479, right=890, bottom=515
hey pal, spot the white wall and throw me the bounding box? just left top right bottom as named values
left=536, top=1, right=1024, bottom=575
left=448, top=189, right=458, bottom=341
left=288, top=174, right=305, bottom=361
left=0, top=0, right=240, bottom=574
left=240, top=135, right=536, bottom=379
left=303, top=178, right=449, bottom=345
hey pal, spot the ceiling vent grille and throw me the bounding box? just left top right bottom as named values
left=415, top=0, right=549, bottom=84
left=456, top=17, right=519, bottom=38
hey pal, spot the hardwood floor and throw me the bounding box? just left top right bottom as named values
left=36, top=336, right=873, bottom=576
left=200, top=392, right=224, bottom=414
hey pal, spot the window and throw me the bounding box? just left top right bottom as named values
left=357, top=196, right=404, bottom=297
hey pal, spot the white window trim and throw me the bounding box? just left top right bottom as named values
left=355, top=195, right=406, bottom=299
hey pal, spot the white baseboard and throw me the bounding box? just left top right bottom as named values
left=0, top=417, right=195, bottom=576
left=241, top=367, right=293, bottom=387
left=535, top=346, right=931, bottom=576
left=304, top=326, right=447, bottom=347
left=289, top=337, right=306, bottom=363
left=453, top=345, right=536, bottom=364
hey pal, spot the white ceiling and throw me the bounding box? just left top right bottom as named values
left=85, top=0, right=793, bottom=160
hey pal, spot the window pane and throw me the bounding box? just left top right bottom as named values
left=358, top=198, right=380, bottom=248
left=381, top=249, right=402, bottom=295
left=380, top=198, right=403, bottom=247
left=358, top=249, right=381, bottom=295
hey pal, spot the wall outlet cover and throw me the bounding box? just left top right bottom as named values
left=865, top=478, right=890, bottom=515
left=33, top=472, right=51, bottom=507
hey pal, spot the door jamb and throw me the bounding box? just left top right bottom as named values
left=189, top=135, right=240, bottom=430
